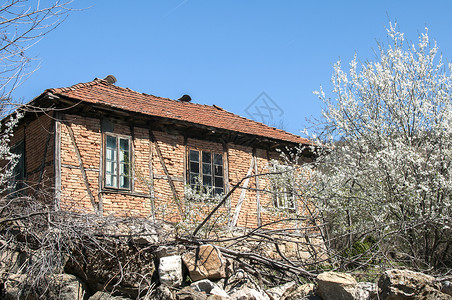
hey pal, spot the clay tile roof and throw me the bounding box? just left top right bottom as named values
left=47, top=79, right=311, bottom=145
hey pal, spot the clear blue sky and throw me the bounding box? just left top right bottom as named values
left=13, top=0, right=452, bottom=135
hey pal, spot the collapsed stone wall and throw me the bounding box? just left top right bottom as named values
left=2, top=233, right=451, bottom=300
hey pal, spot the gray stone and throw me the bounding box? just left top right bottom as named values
left=0, top=248, right=26, bottom=274
left=266, top=281, right=297, bottom=299
left=3, top=274, right=30, bottom=300
left=88, top=291, right=132, bottom=300
left=378, top=269, right=442, bottom=300
left=355, top=282, right=377, bottom=300
left=441, top=281, right=452, bottom=297
left=156, top=285, right=175, bottom=300
left=229, top=286, right=270, bottom=300
left=316, top=271, right=357, bottom=300
left=4, top=273, right=88, bottom=300
left=418, top=286, right=452, bottom=300
left=285, top=283, right=315, bottom=300
left=52, top=274, right=89, bottom=300
left=176, top=286, right=208, bottom=300
left=159, top=255, right=183, bottom=287
left=223, top=270, right=266, bottom=298
left=190, top=279, right=230, bottom=299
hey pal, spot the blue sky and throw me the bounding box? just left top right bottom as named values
left=13, top=1, right=452, bottom=135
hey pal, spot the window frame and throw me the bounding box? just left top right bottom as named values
left=274, top=184, right=296, bottom=211
left=187, top=148, right=225, bottom=196
left=9, top=140, right=25, bottom=195
left=103, top=133, right=132, bottom=191
left=271, top=165, right=297, bottom=211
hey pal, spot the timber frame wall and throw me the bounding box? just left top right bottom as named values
left=12, top=110, right=309, bottom=229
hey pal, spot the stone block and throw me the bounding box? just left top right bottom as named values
left=316, top=271, right=357, bottom=300
left=159, top=255, right=183, bottom=287
left=182, top=245, right=226, bottom=281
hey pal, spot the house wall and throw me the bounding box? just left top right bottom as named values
left=10, top=113, right=55, bottom=203
left=56, top=113, right=306, bottom=229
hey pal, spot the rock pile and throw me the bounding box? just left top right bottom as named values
left=1, top=239, right=451, bottom=299
left=152, top=246, right=452, bottom=300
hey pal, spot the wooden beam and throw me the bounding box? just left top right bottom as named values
left=97, top=118, right=104, bottom=214
left=254, top=149, right=261, bottom=227
left=54, top=112, right=62, bottom=210
left=152, top=174, right=184, bottom=182
left=148, top=128, right=156, bottom=221
left=230, top=154, right=255, bottom=227
left=62, top=116, right=98, bottom=213
left=38, top=119, right=54, bottom=186
left=222, top=141, right=231, bottom=221
left=183, top=135, right=187, bottom=187
left=130, top=125, right=136, bottom=192
left=149, top=130, right=183, bottom=216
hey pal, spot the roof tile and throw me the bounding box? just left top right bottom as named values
left=48, top=79, right=311, bottom=145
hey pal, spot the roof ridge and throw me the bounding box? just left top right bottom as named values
left=47, top=78, right=105, bottom=94
left=49, top=78, right=240, bottom=113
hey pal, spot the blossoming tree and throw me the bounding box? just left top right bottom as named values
left=302, top=23, right=451, bottom=270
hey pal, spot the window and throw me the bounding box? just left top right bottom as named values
left=270, top=164, right=296, bottom=210
left=9, top=140, right=25, bottom=194
left=104, top=134, right=131, bottom=189
left=274, top=184, right=296, bottom=210
left=189, top=149, right=224, bottom=196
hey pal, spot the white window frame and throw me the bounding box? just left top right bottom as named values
left=103, top=133, right=132, bottom=190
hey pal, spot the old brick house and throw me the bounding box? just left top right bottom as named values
left=9, top=76, right=313, bottom=228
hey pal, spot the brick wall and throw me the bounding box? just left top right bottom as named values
left=11, top=113, right=55, bottom=203
left=52, top=113, right=308, bottom=228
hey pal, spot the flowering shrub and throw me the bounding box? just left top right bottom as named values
left=300, top=23, right=452, bottom=270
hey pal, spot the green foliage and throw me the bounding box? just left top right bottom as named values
left=343, top=236, right=377, bottom=258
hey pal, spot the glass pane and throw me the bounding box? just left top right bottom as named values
left=202, top=151, right=211, bottom=164
left=214, top=165, right=223, bottom=176
left=120, top=138, right=129, bottom=151
left=120, top=149, right=129, bottom=163
left=213, top=153, right=222, bottom=165
left=190, top=173, right=199, bottom=186
left=214, top=188, right=223, bottom=196
left=106, top=148, right=114, bottom=161
left=288, top=197, right=295, bottom=209
left=106, top=174, right=117, bottom=188
left=190, top=162, right=199, bottom=174
left=106, top=136, right=117, bottom=162
left=214, top=176, right=223, bottom=188
left=120, top=162, right=129, bottom=176
left=106, top=135, right=117, bottom=149
left=203, top=175, right=212, bottom=187
left=120, top=175, right=129, bottom=189
left=202, top=163, right=212, bottom=175
left=190, top=150, right=199, bottom=162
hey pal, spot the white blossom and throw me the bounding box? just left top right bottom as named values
left=302, top=23, right=451, bottom=269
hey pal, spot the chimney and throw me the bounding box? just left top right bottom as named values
left=178, top=94, right=191, bottom=102
left=104, top=75, right=117, bottom=84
